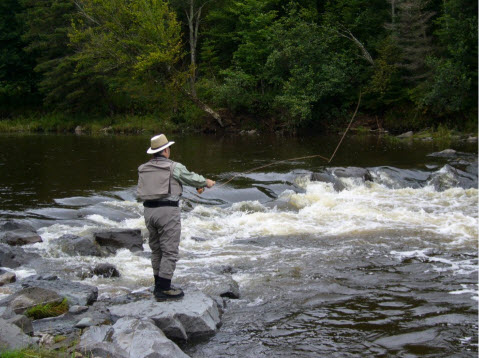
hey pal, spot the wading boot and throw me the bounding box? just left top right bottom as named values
left=153, top=276, right=184, bottom=301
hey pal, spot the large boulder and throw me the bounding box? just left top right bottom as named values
left=109, top=286, right=221, bottom=341
left=14, top=275, right=98, bottom=306
left=94, top=229, right=143, bottom=254
left=0, top=287, right=64, bottom=314
left=56, top=234, right=103, bottom=257
left=0, top=244, right=40, bottom=268
left=78, top=317, right=189, bottom=358
left=0, top=318, right=35, bottom=350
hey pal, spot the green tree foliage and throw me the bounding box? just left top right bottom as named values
left=0, top=0, right=38, bottom=113
left=0, top=0, right=476, bottom=130
left=70, top=0, right=183, bottom=113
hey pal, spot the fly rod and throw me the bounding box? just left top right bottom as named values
left=197, top=91, right=362, bottom=194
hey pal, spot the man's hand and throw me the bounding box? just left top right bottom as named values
left=206, top=179, right=215, bottom=188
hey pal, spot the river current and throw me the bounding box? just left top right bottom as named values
left=0, top=134, right=477, bottom=357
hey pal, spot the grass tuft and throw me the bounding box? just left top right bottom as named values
left=24, top=299, right=69, bottom=320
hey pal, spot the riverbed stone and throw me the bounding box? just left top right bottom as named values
left=78, top=317, right=189, bottom=358
left=0, top=318, right=36, bottom=350
left=94, top=229, right=143, bottom=254
left=93, top=263, right=120, bottom=278
left=0, top=306, right=33, bottom=335
left=0, top=286, right=63, bottom=314
left=203, top=276, right=240, bottom=299
left=32, top=301, right=111, bottom=336
left=56, top=234, right=103, bottom=257
left=0, top=229, right=42, bottom=246
left=0, top=270, right=16, bottom=286
left=109, top=286, right=221, bottom=341
left=0, top=243, right=41, bottom=268
left=17, top=275, right=98, bottom=306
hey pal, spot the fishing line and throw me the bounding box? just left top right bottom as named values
left=208, top=91, right=362, bottom=191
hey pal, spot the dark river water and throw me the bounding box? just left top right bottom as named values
left=0, top=133, right=477, bottom=357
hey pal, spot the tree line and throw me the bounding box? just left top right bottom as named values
left=0, top=0, right=477, bottom=132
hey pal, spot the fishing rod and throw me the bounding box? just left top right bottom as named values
left=197, top=91, right=362, bottom=194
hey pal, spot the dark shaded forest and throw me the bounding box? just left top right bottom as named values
left=0, top=0, right=477, bottom=133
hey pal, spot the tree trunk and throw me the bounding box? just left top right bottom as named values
left=181, top=88, right=224, bottom=127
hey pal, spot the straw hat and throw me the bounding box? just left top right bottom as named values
left=147, top=134, right=175, bottom=154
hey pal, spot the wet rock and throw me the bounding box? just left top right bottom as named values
left=56, top=234, right=103, bottom=257
left=0, top=287, right=63, bottom=314
left=17, top=275, right=98, bottom=306
left=75, top=126, right=83, bottom=134
left=467, top=136, right=478, bottom=142
left=310, top=172, right=346, bottom=191
left=109, top=286, right=221, bottom=341
left=329, top=167, right=373, bottom=182
left=94, top=229, right=143, bottom=254
left=33, top=301, right=111, bottom=336
left=81, top=263, right=120, bottom=279
left=0, top=306, right=33, bottom=335
left=0, top=221, right=36, bottom=232
left=0, top=318, right=36, bottom=350
left=203, top=277, right=240, bottom=299
left=427, top=164, right=477, bottom=191
left=374, top=328, right=441, bottom=350
left=78, top=317, right=189, bottom=358
left=93, top=263, right=120, bottom=278
left=0, top=230, right=42, bottom=246
left=427, top=149, right=457, bottom=158
left=0, top=269, right=16, bottom=286
left=397, top=131, right=413, bottom=138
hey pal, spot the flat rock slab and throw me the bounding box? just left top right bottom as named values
left=109, top=287, right=221, bottom=341
left=0, top=230, right=42, bottom=246
left=78, top=317, right=189, bottom=358
left=14, top=275, right=98, bottom=306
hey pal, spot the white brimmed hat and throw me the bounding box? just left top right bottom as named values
left=147, top=134, right=175, bottom=154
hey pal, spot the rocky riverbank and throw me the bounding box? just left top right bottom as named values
left=0, top=223, right=235, bottom=358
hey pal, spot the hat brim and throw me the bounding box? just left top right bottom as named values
left=147, top=141, right=175, bottom=154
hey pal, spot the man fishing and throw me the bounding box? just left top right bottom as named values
left=137, top=134, right=215, bottom=300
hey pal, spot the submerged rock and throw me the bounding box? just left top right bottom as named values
left=78, top=317, right=189, bottom=358
left=94, top=229, right=143, bottom=254
left=56, top=234, right=103, bottom=257
left=109, top=286, right=221, bottom=341
left=428, top=149, right=457, bottom=158
left=310, top=172, right=346, bottom=191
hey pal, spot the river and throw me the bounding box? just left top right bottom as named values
left=0, top=133, right=477, bottom=357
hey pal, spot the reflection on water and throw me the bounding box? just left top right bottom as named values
left=0, top=134, right=477, bottom=357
